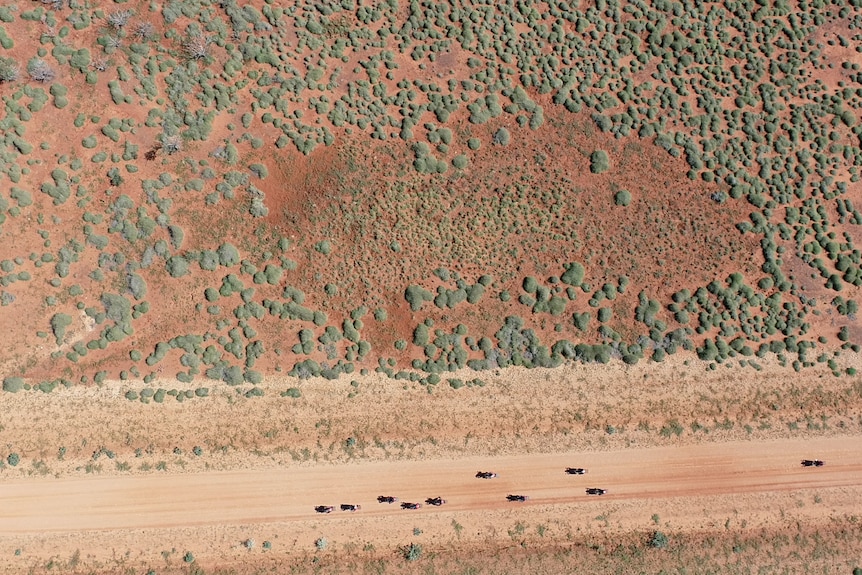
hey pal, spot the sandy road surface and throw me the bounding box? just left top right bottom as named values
left=1, top=435, right=859, bottom=535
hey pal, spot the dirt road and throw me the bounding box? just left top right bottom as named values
left=1, top=435, right=858, bottom=535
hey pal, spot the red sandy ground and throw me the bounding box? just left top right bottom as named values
left=0, top=3, right=860, bottom=573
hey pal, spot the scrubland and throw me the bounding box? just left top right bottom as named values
left=0, top=0, right=862, bottom=573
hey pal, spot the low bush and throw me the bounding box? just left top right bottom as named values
left=27, top=58, right=55, bottom=82
left=70, top=49, right=90, bottom=73
left=165, top=256, right=189, bottom=278
left=561, top=262, right=585, bottom=286
left=402, top=543, right=422, bottom=561
left=10, top=188, right=32, bottom=207
left=614, top=189, right=632, bottom=206
left=590, top=150, right=610, bottom=174
left=649, top=531, right=669, bottom=549
left=50, top=83, right=68, bottom=108
left=127, top=274, right=146, bottom=299
left=405, top=285, right=433, bottom=311
left=2, top=377, right=24, bottom=393
left=249, top=163, right=268, bottom=178
left=218, top=243, right=240, bottom=266
left=0, top=56, right=19, bottom=83
left=50, top=313, right=73, bottom=345
left=493, top=127, right=511, bottom=146
left=199, top=251, right=219, bottom=271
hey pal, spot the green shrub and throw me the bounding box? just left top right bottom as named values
left=590, top=150, right=610, bottom=174
left=101, top=124, right=120, bottom=142
left=10, top=188, right=32, bottom=207
left=0, top=56, right=18, bottom=82
left=0, top=29, right=12, bottom=50
left=405, top=285, right=433, bottom=311
left=493, top=127, right=511, bottom=146
left=128, top=273, right=146, bottom=299
left=413, top=323, right=429, bottom=346
left=402, top=543, right=422, bottom=562
left=218, top=243, right=240, bottom=266
left=597, top=307, right=612, bottom=322
left=614, top=189, right=632, bottom=206
left=199, top=251, right=219, bottom=271
left=249, top=163, right=268, bottom=178
left=185, top=178, right=204, bottom=192
left=7, top=453, right=20, bottom=466
left=573, top=312, right=590, bottom=331
left=50, top=83, right=68, bottom=108
left=223, top=366, right=244, bottom=385
left=466, top=283, right=485, bottom=304
left=2, top=377, right=24, bottom=393
left=204, top=287, right=219, bottom=302
left=166, top=256, right=189, bottom=278
left=649, top=531, right=669, bottom=549
left=50, top=313, right=73, bottom=345
left=108, top=80, right=125, bottom=105
left=70, top=49, right=90, bottom=73
left=40, top=168, right=72, bottom=205
left=561, top=262, right=585, bottom=286
left=264, top=264, right=282, bottom=285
